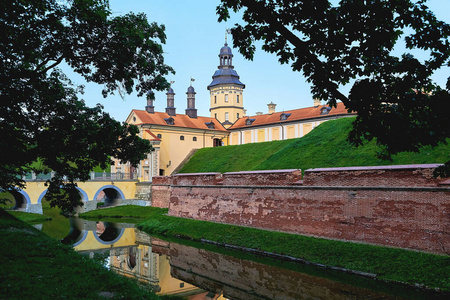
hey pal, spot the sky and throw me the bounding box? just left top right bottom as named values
left=65, top=0, right=450, bottom=122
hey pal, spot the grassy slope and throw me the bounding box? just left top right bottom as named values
left=179, top=117, right=449, bottom=173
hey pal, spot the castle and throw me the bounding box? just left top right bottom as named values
left=111, top=40, right=355, bottom=180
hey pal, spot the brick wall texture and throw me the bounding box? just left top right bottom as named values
left=151, top=165, right=450, bottom=254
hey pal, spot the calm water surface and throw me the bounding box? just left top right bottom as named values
left=36, top=217, right=448, bottom=300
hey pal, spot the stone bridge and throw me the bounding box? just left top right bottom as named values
left=8, top=172, right=152, bottom=214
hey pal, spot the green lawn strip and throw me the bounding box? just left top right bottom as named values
left=8, top=210, right=51, bottom=223
left=129, top=207, right=450, bottom=291
left=79, top=205, right=165, bottom=221
left=0, top=208, right=175, bottom=299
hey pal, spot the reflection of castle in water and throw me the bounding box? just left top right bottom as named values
left=61, top=219, right=434, bottom=300
left=64, top=219, right=224, bottom=299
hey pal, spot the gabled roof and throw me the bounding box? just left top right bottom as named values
left=229, top=102, right=355, bottom=130
left=130, top=110, right=228, bottom=132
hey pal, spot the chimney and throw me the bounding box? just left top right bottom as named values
left=165, top=88, right=176, bottom=116
left=145, top=90, right=155, bottom=114
left=314, top=98, right=321, bottom=107
left=267, top=102, right=276, bottom=114
left=185, top=85, right=197, bottom=118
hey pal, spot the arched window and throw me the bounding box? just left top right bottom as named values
left=193, top=137, right=197, bottom=141
left=180, top=136, right=184, bottom=141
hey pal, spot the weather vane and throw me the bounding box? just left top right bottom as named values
left=190, top=77, right=195, bottom=86
left=225, top=28, right=231, bottom=44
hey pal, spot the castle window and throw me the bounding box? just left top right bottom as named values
left=237, top=95, right=239, bottom=103
left=214, top=95, right=217, bottom=104
left=180, top=136, right=184, bottom=141
left=225, top=94, right=228, bottom=102
left=280, top=113, right=291, bottom=121
left=214, top=113, right=217, bottom=119
left=245, top=118, right=255, bottom=126
left=193, top=137, right=197, bottom=141
left=225, top=112, right=229, bottom=121
left=157, top=134, right=162, bottom=139
left=237, top=113, right=239, bottom=119
left=164, top=117, right=175, bottom=125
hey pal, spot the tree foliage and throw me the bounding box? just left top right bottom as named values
left=217, top=0, right=450, bottom=175
left=0, top=0, right=174, bottom=211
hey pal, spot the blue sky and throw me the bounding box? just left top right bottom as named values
left=67, top=0, right=450, bottom=122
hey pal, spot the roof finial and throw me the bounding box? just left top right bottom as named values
left=190, top=77, right=195, bottom=87
left=225, top=28, right=231, bottom=45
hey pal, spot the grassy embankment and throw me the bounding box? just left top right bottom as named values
left=0, top=208, right=185, bottom=299
left=80, top=206, right=450, bottom=292
left=178, top=117, right=449, bottom=173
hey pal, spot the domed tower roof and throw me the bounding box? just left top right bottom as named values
left=187, top=86, right=195, bottom=93
left=207, top=41, right=245, bottom=90
left=166, top=87, right=175, bottom=94
left=220, top=43, right=233, bottom=56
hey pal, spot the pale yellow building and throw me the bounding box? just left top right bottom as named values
left=227, top=101, right=356, bottom=145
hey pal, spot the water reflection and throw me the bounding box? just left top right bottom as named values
left=50, top=219, right=448, bottom=300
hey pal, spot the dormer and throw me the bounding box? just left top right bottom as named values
left=164, top=117, right=175, bottom=125
left=205, top=121, right=215, bottom=129
left=320, top=107, right=332, bottom=115
left=245, top=118, right=255, bottom=126
left=280, top=113, right=291, bottom=121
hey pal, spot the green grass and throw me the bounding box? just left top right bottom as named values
left=179, top=117, right=449, bottom=173
left=0, top=208, right=169, bottom=299
left=8, top=211, right=51, bottom=223
left=80, top=205, right=165, bottom=222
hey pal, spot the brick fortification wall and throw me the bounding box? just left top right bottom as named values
left=151, top=165, right=450, bottom=254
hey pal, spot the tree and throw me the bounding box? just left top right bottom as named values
left=0, top=0, right=174, bottom=212
left=217, top=0, right=450, bottom=175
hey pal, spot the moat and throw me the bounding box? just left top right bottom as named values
left=36, top=216, right=448, bottom=300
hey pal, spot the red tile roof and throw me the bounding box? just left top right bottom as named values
left=131, top=110, right=228, bottom=132
left=229, top=102, right=355, bottom=130
left=144, top=129, right=161, bottom=141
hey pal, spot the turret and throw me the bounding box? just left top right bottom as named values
left=145, top=90, right=155, bottom=114
left=165, top=87, right=176, bottom=116
left=186, top=81, right=197, bottom=118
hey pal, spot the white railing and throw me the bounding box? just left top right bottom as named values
left=24, top=172, right=136, bottom=181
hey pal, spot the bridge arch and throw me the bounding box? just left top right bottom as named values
left=37, top=187, right=89, bottom=204
left=93, top=185, right=125, bottom=207
left=4, top=189, right=31, bottom=210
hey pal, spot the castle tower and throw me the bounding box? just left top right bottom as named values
left=185, top=80, right=197, bottom=118
left=207, top=34, right=245, bottom=128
